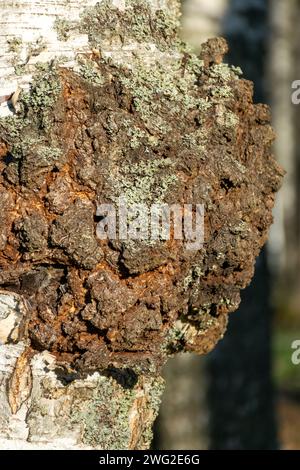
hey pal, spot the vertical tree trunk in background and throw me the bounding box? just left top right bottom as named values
left=268, top=0, right=297, bottom=290
left=181, top=0, right=228, bottom=51
left=268, top=0, right=300, bottom=314
left=206, top=252, right=278, bottom=449
left=206, top=0, right=278, bottom=449
left=155, top=354, right=209, bottom=450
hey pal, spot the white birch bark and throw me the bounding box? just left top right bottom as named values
left=0, top=0, right=178, bottom=116
left=0, top=0, right=180, bottom=450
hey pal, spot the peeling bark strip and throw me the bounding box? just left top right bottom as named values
left=0, top=0, right=283, bottom=449
left=7, top=348, right=32, bottom=415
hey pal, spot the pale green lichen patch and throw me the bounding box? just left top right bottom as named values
left=183, top=52, right=205, bottom=75
left=54, top=17, right=78, bottom=41
left=215, top=106, right=239, bottom=129
left=163, top=319, right=188, bottom=353
left=7, top=36, right=23, bottom=53
left=76, top=57, right=104, bottom=85
left=28, top=36, right=47, bottom=58
left=209, top=63, right=233, bottom=82
left=21, top=63, right=61, bottom=113
left=0, top=62, right=64, bottom=176
left=183, top=265, right=204, bottom=291
left=203, top=62, right=243, bottom=102
left=15, top=62, right=62, bottom=131
left=141, top=376, right=165, bottom=447
left=210, top=84, right=233, bottom=100
left=70, top=374, right=164, bottom=450
left=124, top=123, right=149, bottom=149
left=14, top=64, right=27, bottom=76
left=111, top=158, right=178, bottom=206
left=10, top=37, right=47, bottom=76
left=36, top=145, right=62, bottom=161
left=123, top=118, right=159, bottom=149
left=0, top=115, right=28, bottom=144
left=10, top=136, right=41, bottom=160
left=222, top=111, right=239, bottom=128
left=231, top=65, right=243, bottom=77
left=71, top=376, right=136, bottom=449
left=119, top=60, right=206, bottom=133
left=182, top=128, right=208, bottom=153
left=79, top=0, right=180, bottom=51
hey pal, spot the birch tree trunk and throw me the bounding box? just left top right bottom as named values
left=0, top=0, right=282, bottom=450
left=0, top=0, right=176, bottom=450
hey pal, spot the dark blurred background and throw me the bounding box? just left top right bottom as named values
left=154, top=0, right=300, bottom=450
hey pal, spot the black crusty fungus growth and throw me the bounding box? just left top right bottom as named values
left=0, top=35, right=283, bottom=376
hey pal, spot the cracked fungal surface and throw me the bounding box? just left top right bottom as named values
left=0, top=20, right=283, bottom=376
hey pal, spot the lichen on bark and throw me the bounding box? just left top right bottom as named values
left=0, top=0, right=283, bottom=449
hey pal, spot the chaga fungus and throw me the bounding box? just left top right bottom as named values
left=0, top=36, right=283, bottom=376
